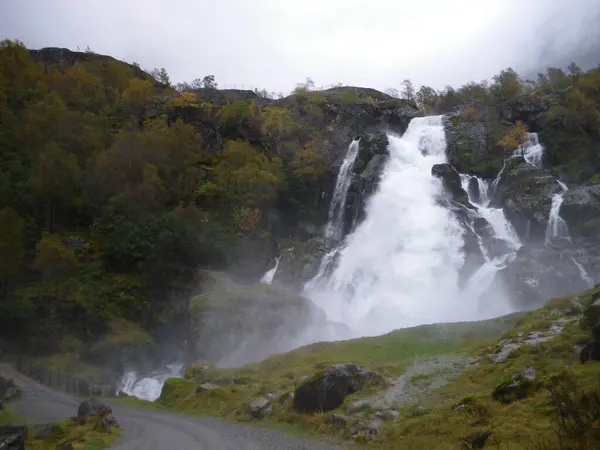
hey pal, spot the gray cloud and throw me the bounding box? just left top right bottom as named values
left=1, top=0, right=599, bottom=93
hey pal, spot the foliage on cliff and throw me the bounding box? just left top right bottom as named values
left=1, top=37, right=599, bottom=360
left=0, top=40, right=417, bottom=357
left=414, top=64, right=600, bottom=180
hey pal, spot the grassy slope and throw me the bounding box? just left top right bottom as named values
left=152, top=312, right=523, bottom=432
left=25, top=418, right=121, bottom=450
left=151, top=285, right=600, bottom=449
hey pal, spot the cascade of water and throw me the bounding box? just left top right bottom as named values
left=461, top=175, right=521, bottom=254
left=570, top=257, right=594, bottom=288
left=260, top=256, right=281, bottom=284
left=305, top=116, right=512, bottom=337
left=514, top=133, right=544, bottom=168
left=545, top=181, right=570, bottom=243
left=119, top=363, right=183, bottom=402
left=324, top=139, right=361, bottom=241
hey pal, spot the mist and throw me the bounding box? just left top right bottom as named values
left=2, top=0, right=599, bottom=93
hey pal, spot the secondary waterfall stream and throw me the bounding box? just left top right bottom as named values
left=305, top=116, right=512, bottom=336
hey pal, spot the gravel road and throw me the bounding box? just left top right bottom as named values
left=0, top=364, right=340, bottom=450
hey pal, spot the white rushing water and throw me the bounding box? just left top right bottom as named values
left=545, top=180, right=570, bottom=243
left=462, top=175, right=521, bottom=255
left=305, top=116, right=511, bottom=336
left=514, top=133, right=544, bottom=168
left=571, top=257, right=594, bottom=288
left=119, top=363, right=183, bottom=402
left=324, top=139, right=360, bottom=241
left=260, top=256, right=281, bottom=284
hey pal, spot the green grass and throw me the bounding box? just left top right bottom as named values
left=26, top=418, right=121, bottom=450
left=146, top=285, right=600, bottom=449
left=148, top=311, right=522, bottom=439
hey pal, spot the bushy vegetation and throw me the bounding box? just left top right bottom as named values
left=404, top=64, right=600, bottom=181
left=0, top=40, right=339, bottom=356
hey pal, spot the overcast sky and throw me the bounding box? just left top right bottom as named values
left=2, top=0, right=599, bottom=94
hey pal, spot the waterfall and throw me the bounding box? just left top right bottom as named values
left=571, top=257, right=594, bottom=288
left=260, top=256, right=281, bottom=284
left=119, top=363, right=183, bottom=402
left=324, top=139, right=361, bottom=241
left=461, top=175, right=521, bottom=255
left=305, top=116, right=512, bottom=337
left=545, top=180, right=570, bottom=243
left=514, top=133, right=544, bottom=168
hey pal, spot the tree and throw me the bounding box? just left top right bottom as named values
left=401, top=79, right=416, bottom=103
left=202, top=75, right=217, bottom=89
left=384, top=88, right=400, bottom=98
left=122, top=78, right=153, bottom=103
left=498, top=120, right=529, bottom=151
left=33, top=232, right=78, bottom=281
left=205, top=140, right=284, bottom=208
left=150, top=67, right=170, bottom=85
left=415, top=85, right=438, bottom=112
left=30, top=142, right=82, bottom=230
left=0, top=207, right=25, bottom=297
left=491, top=68, right=522, bottom=102
left=261, top=107, right=294, bottom=152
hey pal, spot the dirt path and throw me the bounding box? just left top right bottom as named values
left=0, top=364, right=340, bottom=450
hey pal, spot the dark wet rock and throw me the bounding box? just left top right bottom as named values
left=117, top=390, right=130, bottom=397
left=467, top=176, right=482, bottom=204
left=325, top=414, right=350, bottom=427
left=494, top=156, right=561, bottom=239
left=293, top=363, right=384, bottom=413
left=495, top=244, right=589, bottom=309
left=61, top=442, right=75, bottom=450
left=579, top=341, right=600, bottom=363
left=77, top=398, right=112, bottom=421
left=99, top=415, right=120, bottom=433
left=561, top=184, right=600, bottom=238
left=443, top=106, right=511, bottom=179
left=247, top=397, right=273, bottom=419
left=473, top=217, right=493, bottom=238
left=272, top=237, right=334, bottom=290
left=492, top=369, right=541, bottom=403
left=0, top=377, right=21, bottom=402
left=432, top=163, right=470, bottom=206
left=461, top=430, right=493, bottom=449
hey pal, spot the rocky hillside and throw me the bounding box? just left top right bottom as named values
left=1, top=39, right=599, bottom=381
left=152, top=285, right=600, bottom=449
left=0, top=41, right=418, bottom=372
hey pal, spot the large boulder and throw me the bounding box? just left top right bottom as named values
left=272, top=237, right=333, bottom=290
left=443, top=106, right=512, bottom=179
left=495, top=243, right=590, bottom=309
left=345, top=132, right=390, bottom=232
left=186, top=272, right=328, bottom=367
left=494, top=156, right=562, bottom=240
left=0, top=376, right=21, bottom=403
left=293, top=363, right=384, bottom=413
left=77, top=398, right=112, bottom=421
left=560, top=184, right=600, bottom=238
left=431, top=163, right=471, bottom=208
